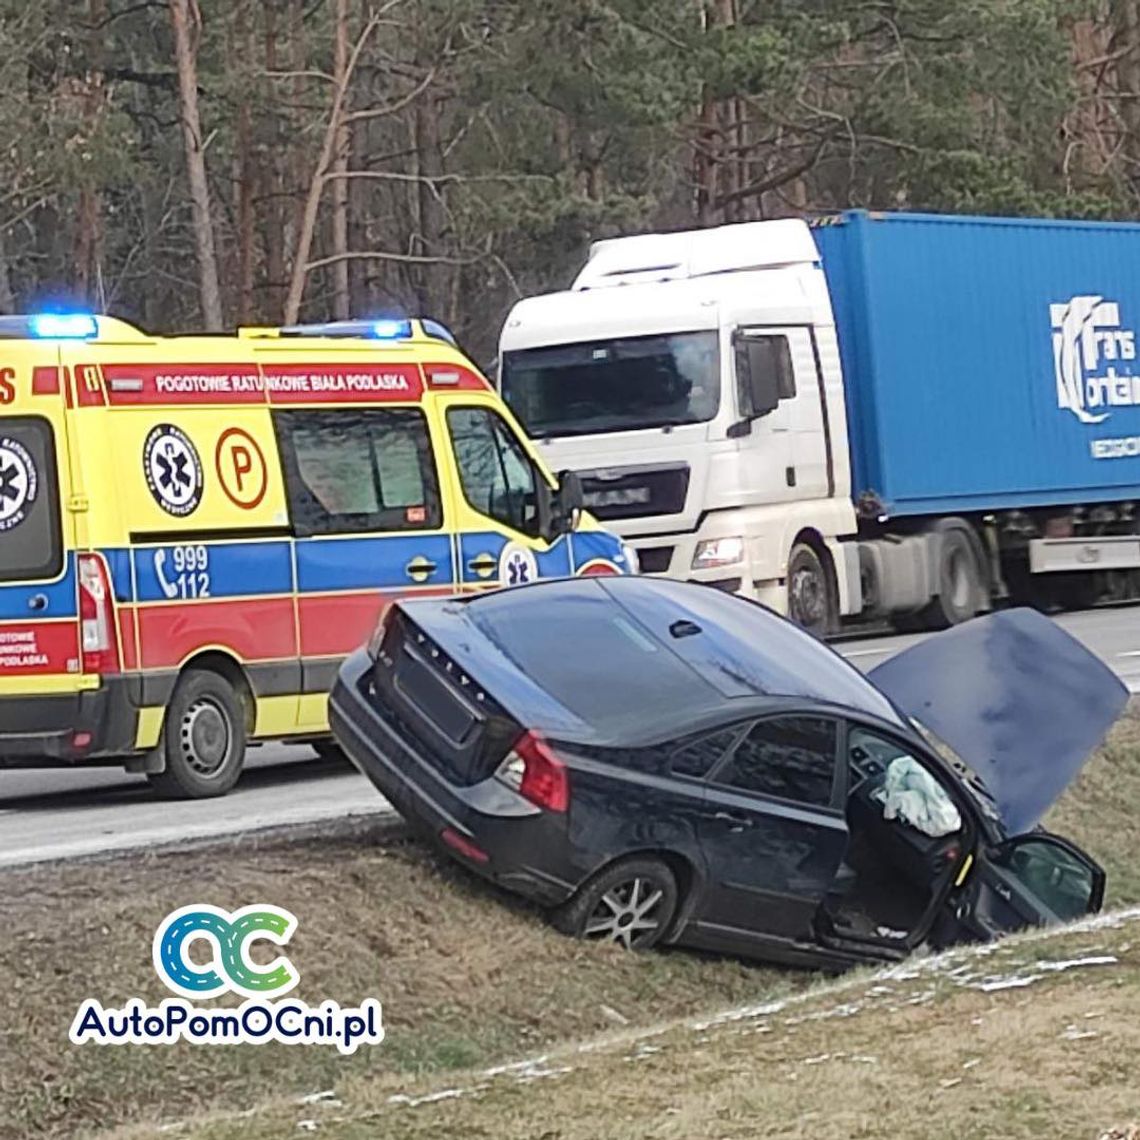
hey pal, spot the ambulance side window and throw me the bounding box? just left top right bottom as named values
left=273, top=408, right=442, bottom=536
left=0, top=416, right=63, bottom=582
left=447, top=406, right=539, bottom=537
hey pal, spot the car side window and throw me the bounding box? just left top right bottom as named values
left=714, top=716, right=839, bottom=809
left=996, top=838, right=1100, bottom=921
left=448, top=406, right=540, bottom=537
left=671, top=728, right=741, bottom=778
left=273, top=408, right=442, bottom=536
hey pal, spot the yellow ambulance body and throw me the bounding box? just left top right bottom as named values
left=0, top=314, right=631, bottom=796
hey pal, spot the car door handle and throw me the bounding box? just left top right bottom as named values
left=713, top=811, right=754, bottom=832
left=27, top=593, right=48, bottom=612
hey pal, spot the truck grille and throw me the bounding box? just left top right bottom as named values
left=579, top=463, right=690, bottom=520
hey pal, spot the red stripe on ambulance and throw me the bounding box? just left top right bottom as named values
left=99, top=364, right=267, bottom=406
left=0, top=621, right=79, bottom=675
left=136, top=597, right=295, bottom=669
left=297, top=588, right=453, bottom=658
left=263, top=364, right=423, bottom=404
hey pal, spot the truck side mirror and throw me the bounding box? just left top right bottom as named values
left=735, top=338, right=781, bottom=421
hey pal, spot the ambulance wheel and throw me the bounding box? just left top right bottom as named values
left=148, top=671, right=246, bottom=799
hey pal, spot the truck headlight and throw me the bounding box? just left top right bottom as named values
left=692, top=536, right=745, bottom=570
left=620, top=543, right=640, bottom=574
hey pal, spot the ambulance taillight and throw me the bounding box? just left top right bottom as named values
left=78, top=554, right=120, bottom=675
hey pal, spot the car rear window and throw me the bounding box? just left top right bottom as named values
left=273, top=408, right=441, bottom=536
left=465, top=583, right=723, bottom=737
left=0, top=416, right=63, bottom=582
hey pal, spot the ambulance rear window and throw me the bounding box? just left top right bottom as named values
left=273, top=408, right=441, bottom=536
left=0, top=416, right=63, bottom=582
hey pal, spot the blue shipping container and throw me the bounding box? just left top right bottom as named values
left=813, top=210, right=1140, bottom=517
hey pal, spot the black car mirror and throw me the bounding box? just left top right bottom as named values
left=545, top=469, right=583, bottom=539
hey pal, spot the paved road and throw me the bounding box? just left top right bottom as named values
left=3, top=605, right=1140, bottom=868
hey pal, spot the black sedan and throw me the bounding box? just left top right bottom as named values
left=329, top=576, right=1126, bottom=969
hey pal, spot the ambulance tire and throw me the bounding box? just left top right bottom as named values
left=148, top=671, right=247, bottom=799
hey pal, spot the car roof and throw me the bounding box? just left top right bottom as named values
left=402, top=577, right=907, bottom=746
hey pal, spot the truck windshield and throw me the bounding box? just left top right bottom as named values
left=501, top=330, right=719, bottom=438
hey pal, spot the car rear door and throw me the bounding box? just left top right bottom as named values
left=693, top=714, right=848, bottom=943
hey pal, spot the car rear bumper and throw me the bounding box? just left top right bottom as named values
left=330, top=649, right=578, bottom=907
left=0, top=675, right=142, bottom=766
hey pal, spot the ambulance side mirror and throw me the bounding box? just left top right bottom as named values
left=540, top=470, right=583, bottom=542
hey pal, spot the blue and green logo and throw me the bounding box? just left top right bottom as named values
left=70, top=903, right=382, bottom=1054
left=153, top=904, right=299, bottom=999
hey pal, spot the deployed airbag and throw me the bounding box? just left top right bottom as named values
left=878, top=755, right=962, bottom=838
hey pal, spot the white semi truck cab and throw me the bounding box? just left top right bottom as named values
left=498, top=213, right=1140, bottom=633
left=498, top=220, right=860, bottom=632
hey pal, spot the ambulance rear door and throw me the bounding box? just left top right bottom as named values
left=0, top=343, right=83, bottom=725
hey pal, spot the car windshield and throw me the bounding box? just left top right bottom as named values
left=501, top=330, right=720, bottom=438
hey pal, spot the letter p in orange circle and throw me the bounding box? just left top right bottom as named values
left=216, top=427, right=268, bottom=509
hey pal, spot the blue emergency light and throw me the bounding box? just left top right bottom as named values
left=371, top=319, right=411, bottom=339
left=29, top=313, right=99, bottom=339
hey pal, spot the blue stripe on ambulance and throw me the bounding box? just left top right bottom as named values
left=131, top=541, right=294, bottom=602
left=295, top=533, right=455, bottom=592
left=0, top=554, right=78, bottom=620
left=456, top=531, right=574, bottom=586
left=569, top=530, right=628, bottom=572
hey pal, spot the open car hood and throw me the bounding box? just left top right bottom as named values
left=867, top=609, right=1127, bottom=836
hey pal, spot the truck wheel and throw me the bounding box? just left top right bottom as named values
left=787, top=542, right=836, bottom=637
left=929, top=526, right=983, bottom=627
left=147, top=671, right=247, bottom=799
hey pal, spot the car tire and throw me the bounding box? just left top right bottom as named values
left=551, top=857, right=678, bottom=952
left=147, top=670, right=247, bottom=800
left=787, top=542, right=837, bottom=638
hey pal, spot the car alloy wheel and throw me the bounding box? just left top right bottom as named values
left=584, top=876, right=669, bottom=950
left=552, top=856, right=679, bottom=952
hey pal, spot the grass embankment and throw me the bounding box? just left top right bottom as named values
left=3, top=706, right=1140, bottom=1139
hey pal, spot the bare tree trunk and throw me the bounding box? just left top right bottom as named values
left=262, top=0, right=288, bottom=318
left=414, top=89, right=447, bottom=319
left=232, top=3, right=256, bottom=323
left=169, top=0, right=224, bottom=329
left=282, top=15, right=377, bottom=323
left=1113, top=0, right=1140, bottom=199
left=75, top=0, right=108, bottom=306
left=331, top=0, right=351, bottom=319
left=0, top=230, right=16, bottom=314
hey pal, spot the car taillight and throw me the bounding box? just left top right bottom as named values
left=367, top=604, right=395, bottom=659
left=496, top=730, right=569, bottom=813
left=78, top=553, right=120, bottom=675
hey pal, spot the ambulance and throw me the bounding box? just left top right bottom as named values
left=0, top=313, right=633, bottom=797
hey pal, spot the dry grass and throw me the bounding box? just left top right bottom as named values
left=5, top=706, right=1140, bottom=1140
left=150, top=911, right=1140, bottom=1140
left=0, top=819, right=793, bottom=1140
